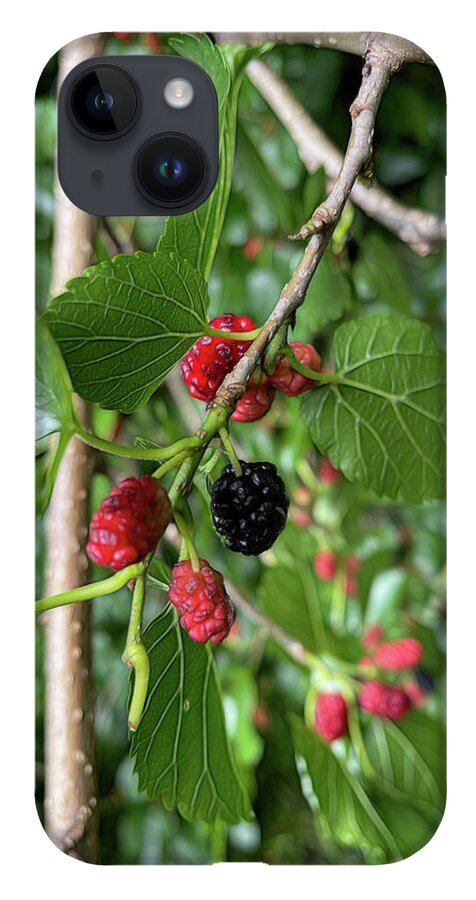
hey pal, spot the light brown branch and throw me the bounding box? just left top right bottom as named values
left=246, top=59, right=445, bottom=255
left=211, top=39, right=402, bottom=409
left=42, top=33, right=102, bottom=862
left=215, top=31, right=433, bottom=65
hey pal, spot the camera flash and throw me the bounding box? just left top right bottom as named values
left=164, top=78, right=194, bottom=109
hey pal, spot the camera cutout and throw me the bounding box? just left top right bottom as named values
left=58, top=55, right=219, bottom=216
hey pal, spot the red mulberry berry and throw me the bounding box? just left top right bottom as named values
left=374, top=638, right=423, bottom=672
left=86, top=476, right=171, bottom=571
left=362, top=624, right=384, bottom=650
left=319, top=457, right=342, bottom=485
left=231, top=382, right=275, bottom=422
left=359, top=681, right=411, bottom=720
left=315, top=693, right=349, bottom=741
left=242, top=237, right=263, bottom=260
left=181, top=314, right=256, bottom=402
left=168, top=558, right=236, bottom=644
left=293, top=510, right=312, bottom=528
left=314, top=549, right=337, bottom=581
left=269, top=342, right=322, bottom=396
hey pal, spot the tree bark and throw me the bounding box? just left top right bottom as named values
left=42, top=32, right=102, bottom=862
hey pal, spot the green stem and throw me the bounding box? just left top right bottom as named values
left=75, top=421, right=202, bottom=462
left=35, top=562, right=145, bottom=615
left=219, top=427, right=242, bottom=475
left=330, top=568, right=347, bottom=636
left=122, top=573, right=150, bottom=732
left=264, top=320, right=290, bottom=374
left=283, top=348, right=340, bottom=384
left=207, top=326, right=262, bottom=341
left=174, top=511, right=200, bottom=571
left=347, top=705, right=376, bottom=779
left=152, top=449, right=192, bottom=480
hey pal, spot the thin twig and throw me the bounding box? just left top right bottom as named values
left=210, top=39, right=401, bottom=411
left=225, top=582, right=313, bottom=667
left=246, top=59, right=445, bottom=255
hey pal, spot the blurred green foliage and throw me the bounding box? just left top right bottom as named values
left=35, top=34, right=445, bottom=865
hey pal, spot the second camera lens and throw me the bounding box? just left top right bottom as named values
left=69, top=65, right=139, bottom=138
left=135, top=133, right=208, bottom=207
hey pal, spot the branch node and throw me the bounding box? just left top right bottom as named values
left=290, top=205, right=332, bottom=241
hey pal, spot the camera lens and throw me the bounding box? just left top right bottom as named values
left=94, top=92, right=113, bottom=112
left=68, top=65, right=139, bottom=137
left=135, top=133, right=208, bottom=206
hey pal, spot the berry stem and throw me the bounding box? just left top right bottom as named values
left=174, top=511, right=200, bottom=573
left=218, top=427, right=242, bottom=475
left=329, top=567, right=347, bottom=635
left=122, top=572, right=150, bottom=732
left=35, top=562, right=145, bottom=615
left=152, top=449, right=193, bottom=480
left=206, top=326, right=262, bottom=341
left=347, top=704, right=376, bottom=779
left=263, top=320, right=290, bottom=374
left=282, top=347, right=339, bottom=384
left=75, top=421, right=202, bottom=462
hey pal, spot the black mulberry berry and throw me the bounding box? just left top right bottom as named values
left=210, top=460, right=289, bottom=555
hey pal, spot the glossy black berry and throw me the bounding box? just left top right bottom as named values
left=210, top=460, right=289, bottom=555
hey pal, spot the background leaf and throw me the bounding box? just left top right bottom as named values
left=168, top=34, right=230, bottom=110
left=301, top=315, right=446, bottom=502
left=292, top=718, right=399, bottom=862
left=35, top=319, right=75, bottom=514
left=157, top=40, right=269, bottom=279
left=364, top=710, right=445, bottom=824
left=259, top=562, right=324, bottom=653
left=353, top=232, right=412, bottom=313
left=47, top=251, right=209, bottom=412
left=36, top=318, right=75, bottom=440
left=130, top=606, right=252, bottom=824
left=296, top=251, right=355, bottom=333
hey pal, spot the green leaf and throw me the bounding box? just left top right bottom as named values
left=296, top=251, right=354, bottom=334
left=258, top=561, right=325, bottom=654
left=292, top=717, right=410, bottom=863
left=36, top=431, right=72, bottom=517
left=169, top=34, right=230, bottom=110
left=46, top=251, right=209, bottom=413
left=130, top=606, right=251, bottom=824
left=36, top=318, right=75, bottom=440
left=365, top=710, right=445, bottom=824
left=35, top=319, right=76, bottom=515
left=301, top=315, right=446, bottom=502
left=157, top=40, right=267, bottom=279
left=364, top=568, right=409, bottom=627
left=146, top=557, right=172, bottom=592
left=353, top=232, right=412, bottom=313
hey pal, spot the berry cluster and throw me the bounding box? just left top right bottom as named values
left=168, top=558, right=235, bottom=644
left=86, top=476, right=171, bottom=571
left=180, top=315, right=322, bottom=423
left=314, top=625, right=428, bottom=742
left=358, top=625, right=428, bottom=716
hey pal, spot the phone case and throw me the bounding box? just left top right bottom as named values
left=35, top=31, right=446, bottom=865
